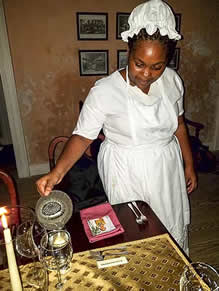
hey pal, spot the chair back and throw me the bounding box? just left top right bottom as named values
left=48, top=136, right=69, bottom=171
left=0, top=169, right=19, bottom=224
left=48, top=134, right=104, bottom=171
left=0, top=169, right=18, bottom=207
left=185, top=118, right=216, bottom=172
left=185, top=118, right=204, bottom=139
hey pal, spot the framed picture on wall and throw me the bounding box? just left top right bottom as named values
left=168, top=48, right=180, bottom=70
left=79, top=50, right=109, bottom=76
left=175, top=13, right=181, bottom=33
left=116, top=12, right=130, bottom=39
left=117, top=50, right=128, bottom=69
left=77, top=12, right=108, bottom=40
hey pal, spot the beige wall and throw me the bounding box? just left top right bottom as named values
left=3, top=0, right=219, bottom=171
left=167, top=0, right=219, bottom=149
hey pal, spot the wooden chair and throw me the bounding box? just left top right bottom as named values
left=48, top=134, right=105, bottom=171
left=0, top=169, right=18, bottom=207
left=185, top=118, right=216, bottom=172
left=48, top=136, right=69, bottom=171
left=0, top=168, right=19, bottom=225
left=185, top=118, right=204, bottom=139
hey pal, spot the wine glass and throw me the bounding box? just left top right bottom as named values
left=15, top=220, right=47, bottom=289
left=180, top=262, right=219, bottom=290
left=16, top=219, right=47, bottom=257
left=39, top=230, right=73, bottom=289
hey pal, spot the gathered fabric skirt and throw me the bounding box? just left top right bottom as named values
left=97, top=138, right=190, bottom=254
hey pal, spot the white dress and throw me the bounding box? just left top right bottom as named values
left=73, top=67, right=190, bottom=252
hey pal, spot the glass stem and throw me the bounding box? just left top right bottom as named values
left=57, top=265, right=62, bottom=284
left=55, top=259, right=63, bottom=289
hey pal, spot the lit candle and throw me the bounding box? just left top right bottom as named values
left=0, top=208, right=22, bottom=291
left=52, top=231, right=68, bottom=247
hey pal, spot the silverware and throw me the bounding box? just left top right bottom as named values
left=132, top=201, right=148, bottom=222
left=90, top=246, right=126, bottom=257
left=90, top=250, right=129, bottom=261
left=127, top=203, right=144, bottom=224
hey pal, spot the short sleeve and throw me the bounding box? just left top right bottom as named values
left=73, top=88, right=106, bottom=140
left=161, top=68, right=184, bottom=117
left=177, top=98, right=184, bottom=116
left=176, top=75, right=184, bottom=116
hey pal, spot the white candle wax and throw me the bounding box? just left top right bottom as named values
left=1, top=212, right=22, bottom=291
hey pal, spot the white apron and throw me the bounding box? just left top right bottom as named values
left=97, top=67, right=190, bottom=252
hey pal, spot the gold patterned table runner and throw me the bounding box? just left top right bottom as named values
left=0, top=234, right=209, bottom=290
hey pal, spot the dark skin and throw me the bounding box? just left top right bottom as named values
left=36, top=39, right=197, bottom=196
left=175, top=115, right=197, bottom=193
left=123, top=39, right=167, bottom=94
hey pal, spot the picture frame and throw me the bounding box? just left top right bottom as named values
left=77, top=12, right=108, bottom=40
left=175, top=13, right=181, bottom=33
left=116, top=12, right=130, bottom=39
left=117, top=50, right=128, bottom=69
left=79, top=50, right=109, bottom=76
left=168, top=48, right=180, bottom=70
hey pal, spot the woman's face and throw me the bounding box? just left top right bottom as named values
left=128, top=40, right=168, bottom=93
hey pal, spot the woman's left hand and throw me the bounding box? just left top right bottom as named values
left=185, top=166, right=197, bottom=194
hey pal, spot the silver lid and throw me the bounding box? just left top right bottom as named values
left=35, top=190, right=73, bottom=230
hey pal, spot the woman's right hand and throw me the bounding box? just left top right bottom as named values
left=36, top=171, right=62, bottom=196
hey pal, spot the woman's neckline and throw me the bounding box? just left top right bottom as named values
left=118, top=68, right=151, bottom=95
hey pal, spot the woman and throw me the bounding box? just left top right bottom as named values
left=37, top=0, right=197, bottom=253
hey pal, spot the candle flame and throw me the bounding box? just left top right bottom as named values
left=0, top=207, right=8, bottom=229
left=0, top=207, right=7, bottom=215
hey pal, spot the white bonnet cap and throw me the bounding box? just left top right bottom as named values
left=121, top=0, right=181, bottom=42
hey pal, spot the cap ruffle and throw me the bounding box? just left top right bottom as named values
left=121, top=0, right=182, bottom=42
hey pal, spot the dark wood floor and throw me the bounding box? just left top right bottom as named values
left=189, top=170, right=219, bottom=271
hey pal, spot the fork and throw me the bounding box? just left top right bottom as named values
left=132, top=201, right=148, bottom=222
left=90, top=250, right=129, bottom=261
left=90, top=246, right=127, bottom=257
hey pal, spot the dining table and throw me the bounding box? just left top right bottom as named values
left=66, top=201, right=168, bottom=253
left=0, top=201, right=210, bottom=290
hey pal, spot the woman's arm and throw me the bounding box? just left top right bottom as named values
left=36, top=134, right=93, bottom=196
left=175, top=115, right=197, bottom=194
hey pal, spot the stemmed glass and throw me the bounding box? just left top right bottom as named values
left=39, top=230, right=73, bottom=289
left=180, top=262, right=219, bottom=290
left=15, top=220, right=47, bottom=289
